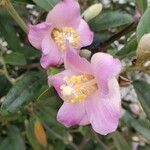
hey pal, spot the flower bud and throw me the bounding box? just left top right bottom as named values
left=80, top=49, right=91, bottom=60
left=136, top=33, right=150, bottom=65
left=82, top=3, right=103, bottom=22
left=34, top=120, right=47, bottom=148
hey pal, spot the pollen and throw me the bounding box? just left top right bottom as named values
left=60, top=75, right=98, bottom=103
left=51, top=27, right=80, bottom=51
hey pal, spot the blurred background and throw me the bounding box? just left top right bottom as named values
left=0, top=0, right=150, bottom=150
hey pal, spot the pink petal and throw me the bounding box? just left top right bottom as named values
left=91, top=52, right=121, bottom=94
left=65, top=47, right=92, bottom=74
left=46, top=0, right=81, bottom=28
left=57, top=102, right=87, bottom=127
left=40, top=53, right=62, bottom=69
left=76, top=19, right=94, bottom=47
left=40, top=35, right=62, bottom=68
left=85, top=78, right=121, bottom=135
left=79, top=114, right=90, bottom=126
left=28, top=22, right=51, bottom=49
left=48, top=70, right=76, bottom=98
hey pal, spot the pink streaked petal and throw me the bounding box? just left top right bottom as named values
left=65, top=47, right=92, bottom=74
left=40, top=35, right=62, bottom=68
left=46, top=0, right=81, bottom=28
left=76, top=19, right=94, bottom=47
left=41, top=34, right=56, bottom=55
left=79, top=114, right=90, bottom=126
left=57, top=102, right=87, bottom=127
left=91, top=52, right=121, bottom=94
left=40, top=52, right=62, bottom=69
left=48, top=70, right=75, bottom=98
left=85, top=78, right=121, bottom=135
left=28, top=22, right=51, bottom=49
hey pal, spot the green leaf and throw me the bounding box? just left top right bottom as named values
left=89, top=11, right=134, bottom=32
left=136, top=0, right=148, bottom=14
left=35, top=88, right=69, bottom=140
left=0, top=18, right=20, bottom=51
left=133, top=80, right=150, bottom=120
left=0, top=125, right=25, bottom=150
left=0, top=74, right=12, bottom=97
left=0, top=71, right=46, bottom=115
left=19, top=45, right=40, bottom=59
left=115, top=36, right=138, bottom=59
left=112, top=131, right=132, bottom=150
left=122, top=112, right=150, bottom=141
left=131, top=119, right=150, bottom=141
left=4, top=52, right=27, bottom=65
left=136, top=7, right=150, bottom=41
left=32, top=0, right=60, bottom=12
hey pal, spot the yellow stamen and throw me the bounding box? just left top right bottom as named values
left=60, top=75, right=98, bottom=103
left=51, top=27, right=80, bottom=51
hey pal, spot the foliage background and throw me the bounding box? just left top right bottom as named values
left=0, top=0, right=150, bottom=150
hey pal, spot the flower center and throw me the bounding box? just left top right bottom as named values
left=51, top=27, right=80, bottom=51
left=60, top=75, right=98, bottom=103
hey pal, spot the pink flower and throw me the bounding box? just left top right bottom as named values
left=28, top=0, right=93, bottom=69
left=49, top=47, right=122, bottom=135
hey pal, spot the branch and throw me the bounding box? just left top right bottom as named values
left=1, top=0, right=27, bottom=32
left=122, top=65, right=150, bottom=74
left=92, top=23, right=137, bottom=53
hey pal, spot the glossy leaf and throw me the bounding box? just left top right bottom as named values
left=4, top=52, right=27, bottom=65
left=112, top=131, right=132, bottom=150
left=32, top=0, right=60, bottom=12
left=0, top=18, right=20, bottom=51
left=0, top=72, right=46, bottom=115
left=0, top=74, right=12, bottom=97
left=115, top=36, right=138, bottom=59
left=122, top=112, right=150, bottom=141
left=136, top=0, right=148, bottom=14
left=133, top=80, right=150, bottom=120
left=0, top=125, right=25, bottom=150
left=136, top=7, right=150, bottom=41
left=89, top=11, right=134, bottom=32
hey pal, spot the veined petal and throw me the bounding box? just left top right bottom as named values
left=40, top=53, right=62, bottom=69
left=40, top=35, right=62, bottom=68
left=91, top=52, right=121, bottom=94
left=65, top=47, right=92, bottom=74
left=79, top=114, right=90, bottom=126
left=46, top=0, right=81, bottom=28
left=28, top=22, right=51, bottom=49
left=76, top=19, right=94, bottom=47
left=85, top=78, right=121, bottom=135
left=57, top=101, right=87, bottom=127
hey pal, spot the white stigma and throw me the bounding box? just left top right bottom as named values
left=61, top=85, right=75, bottom=97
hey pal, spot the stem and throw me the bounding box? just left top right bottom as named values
left=2, top=0, right=27, bottom=33
left=92, top=23, right=137, bottom=53
left=123, top=66, right=150, bottom=74
left=92, top=129, right=110, bottom=150
left=0, top=49, right=15, bottom=84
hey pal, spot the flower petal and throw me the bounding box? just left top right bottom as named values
left=65, top=46, right=92, bottom=74
left=91, top=52, right=121, bottom=94
left=49, top=70, right=75, bottom=98
left=57, top=102, right=87, bottom=127
left=46, top=0, right=81, bottom=28
left=40, top=35, right=62, bottom=68
left=28, top=22, right=51, bottom=49
left=85, top=78, right=121, bottom=135
left=76, top=19, right=94, bottom=47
